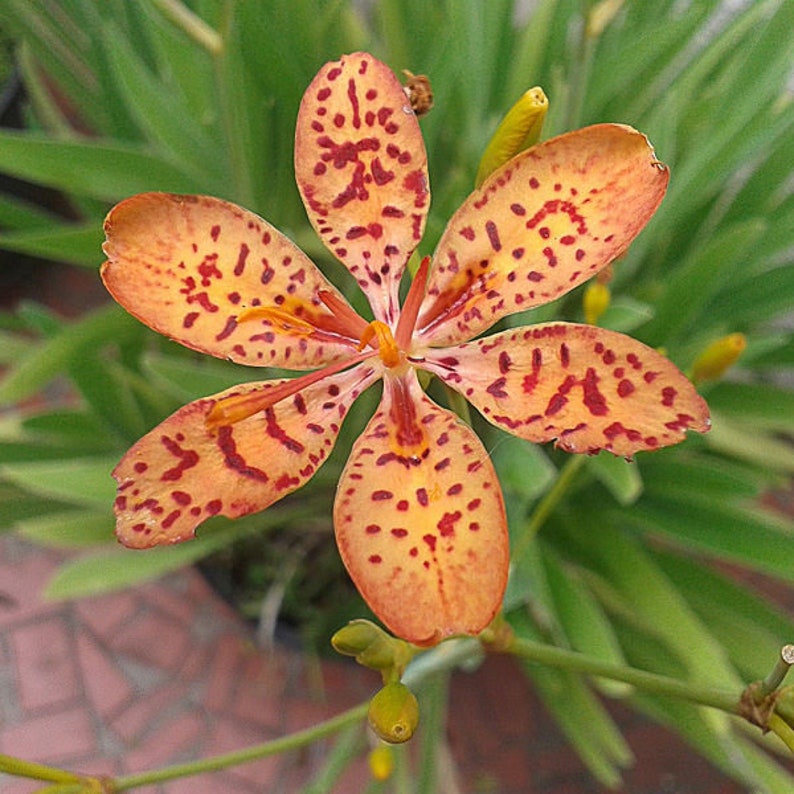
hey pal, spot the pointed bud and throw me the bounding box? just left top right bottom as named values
left=368, top=744, right=395, bottom=781
left=368, top=682, right=420, bottom=744
left=475, top=87, right=549, bottom=187
left=583, top=281, right=611, bottom=325
left=691, top=333, right=746, bottom=383
left=331, top=619, right=396, bottom=670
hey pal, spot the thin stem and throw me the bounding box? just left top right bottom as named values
left=0, top=755, right=82, bottom=784
left=507, top=636, right=738, bottom=714
left=757, top=644, right=794, bottom=699
left=511, top=454, right=587, bottom=565
left=113, top=702, right=369, bottom=791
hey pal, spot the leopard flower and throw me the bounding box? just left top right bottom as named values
left=101, top=52, right=709, bottom=646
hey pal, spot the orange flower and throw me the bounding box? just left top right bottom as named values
left=101, top=53, right=709, bottom=646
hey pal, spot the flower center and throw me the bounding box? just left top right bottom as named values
left=358, top=321, right=401, bottom=368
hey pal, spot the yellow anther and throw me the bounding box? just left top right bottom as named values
left=358, top=321, right=401, bottom=368
left=368, top=745, right=395, bottom=781
left=237, top=306, right=315, bottom=334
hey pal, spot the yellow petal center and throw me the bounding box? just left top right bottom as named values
left=358, top=321, right=401, bottom=368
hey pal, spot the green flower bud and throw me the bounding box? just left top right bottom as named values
left=368, top=682, right=420, bottom=744
left=331, top=619, right=396, bottom=670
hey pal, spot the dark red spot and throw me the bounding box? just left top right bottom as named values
left=416, top=488, right=429, bottom=506
left=498, top=351, right=511, bottom=374
left=662, top=387, right=677, bottom=407
left=467, top=498, right=481, bottom=511
left=134, top=462, right=148, bottom=474
left=206, top=499, right=222, bottom=515
left=372, top=490, right=393, bottom=501
left=529, top=177, right=540, bottom=189
left=183, top=312, right=200, bottom=329
left=437, top=511, right=461, bottom=537
left=160, top=436, right=199, bottom=482
left=366, top=524, right=381, bottom=534
left=423, top=534, right=437, bottom=552
left=397, top=499, right=409, bottom=511
left=391, top=528, right=408, bottom=538
left=369, top=555, right=383, bottom=564
left=447, top=483, right=463, bottom=495
left=171, top=491, right=191, bottom=505
left=317, top=87, right=331, bottom=101
left=617, top=379, right=635, bottom=398
left=485, top=220, right=501, bottom=252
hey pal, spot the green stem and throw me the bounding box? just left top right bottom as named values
left=113, top=702, right=369, bottom=791
left=511, top=454, right=587, bottom=565
left=507, top=636, right=738, bottom=714
left=0, top=755, right=82, bottom=784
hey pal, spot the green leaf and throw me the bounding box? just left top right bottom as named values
left=587, top=452, right=643, bottom=505
left=653, top=548, right=794, bottom=681
left=0, top=222, right=105, bottom=267
left=0, top=131, right=206, bottom=201
left=44, top=512, right=269, bottom=599
left=622, top=495, right=794, bottom=583
left=15, top=509, right=114, bottom=548
left=140, top=351, right=252, bottom=403
left=542, top=545, right=631, bottom=697
left=705, top=382, right=794, bottom=433
left=0, top=305, right=142, bottom=404
left=706, top=414, right=794, bottom=474
left=0, top=456, right=118, bottom=508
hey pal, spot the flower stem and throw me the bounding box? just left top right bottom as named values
left=511, top=454, right=587, bottom=565
left=112, top=702, right=370, bottom=791
left=506, top=636, right=739, bottom=714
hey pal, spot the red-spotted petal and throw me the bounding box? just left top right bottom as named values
left=295, top=52, right=430, bottom=325
left=421, top=323, right=710, bottom=457
left=113, top=363, right=379, bottom=549
left=334, top=370, right=509, bottom=646
left=416, top=124, right=669, bottom=346
left=101, top=193, right=362, bottom=370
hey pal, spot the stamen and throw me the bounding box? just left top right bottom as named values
left=358, top=321, right=400, bottom=368
left=236, top=306, right=316, bottom=334
left=395, top=255, right=430, bottom=349
left=318, top=290, right=370, bottom=339
left=205, top=350, right=374, bottom=429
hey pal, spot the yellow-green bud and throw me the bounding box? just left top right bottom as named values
left=583, top=281, right=611, bottom=326
left=475, top=87, right=549, bottom=187
left=691, top=333, right=746, bottom=383
left=331, top=619, right=395, bottom=670
left=368, top=682, right=420, bottom=744
left=368, top=744, right=395, bottom=781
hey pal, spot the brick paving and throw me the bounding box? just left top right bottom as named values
left=0, top=532, right=760, bottom=793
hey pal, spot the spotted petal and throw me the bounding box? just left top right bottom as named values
left=416, top=124, right=669, bottom=346
left=421, top=323, right=710, bottom=457
left=334, top=370, right=509, bottom=645
left=295, top=52, right=430, bottom=325
left=113, top=363, right=379, bottom=548
left=102, top=193, right=361, bottom=370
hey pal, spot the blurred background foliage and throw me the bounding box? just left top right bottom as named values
left=0, top=0, right=793, bottom=790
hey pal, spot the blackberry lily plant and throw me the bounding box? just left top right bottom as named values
left=101, top=52, right=709, bottom=646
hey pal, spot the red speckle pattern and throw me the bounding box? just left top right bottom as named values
left=422, top=323, right=710, bottom=457
left=334, top=371, right=508, bottom=646
left=113, top=366, right=378, bottom=548
left=294, top=52, right=429, bottom=325
left=416, top=124, right=670, bottom=346
left=101, top=194, right=361, bottom=370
